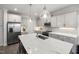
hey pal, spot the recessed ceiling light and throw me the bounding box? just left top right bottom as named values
left=14, top=8, right=18, bottom=11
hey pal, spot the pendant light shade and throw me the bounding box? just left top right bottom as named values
left=29, top=17, right=32, bottom=22
left=40, top=5, right=51, bottom=19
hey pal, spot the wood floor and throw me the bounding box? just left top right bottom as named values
left=0, top=43, right=19, bottom=54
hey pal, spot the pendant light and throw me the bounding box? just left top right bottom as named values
left=40, top=4, right=50, bottom=19
left=29, top=4, right=32, bottom=22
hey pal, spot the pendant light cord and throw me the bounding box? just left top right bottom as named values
left=43, top=4, right=46, bottom=10
left=29, top=4, right=32, bottom=17
left=29, top=4, right=32, bottom=22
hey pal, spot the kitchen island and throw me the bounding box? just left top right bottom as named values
left=18, top=33, right=73, bottom=54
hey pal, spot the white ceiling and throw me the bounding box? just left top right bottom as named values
left=0, top=4, right=70, bottom=16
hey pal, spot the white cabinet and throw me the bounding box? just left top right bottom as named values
left=64, top=12, right=77, bottom=27
left=56, top=15, right=65, bottom=27
left=51, top=16, right=57, bottom=27
left=8, top=14, right=21, bottom=22
left=51, top=12, right=77, bottom=28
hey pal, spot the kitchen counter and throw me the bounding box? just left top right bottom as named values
left=19, top=33, right=73, bottom=54
left=49, top=32, right=77, bottom=38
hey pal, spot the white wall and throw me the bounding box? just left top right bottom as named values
left=21, top=16, right=36, bottom=33
left=27, top=19, right=35, bottom=33
left=0, top=9, right=8, bottom=46
left=0, top=9, right=4, bottom=46
left=3, top=9, right=8, bottom=46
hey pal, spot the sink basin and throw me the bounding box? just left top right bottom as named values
left=37, top=35, right=48, bottom=40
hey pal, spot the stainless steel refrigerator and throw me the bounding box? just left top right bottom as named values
left=7, top=22, right=21, bottom=45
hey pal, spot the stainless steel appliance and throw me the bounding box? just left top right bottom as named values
left=7, top=22, right=21, bottom=45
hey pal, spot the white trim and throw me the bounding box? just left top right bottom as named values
left=3, top=9, right=8, bottom=46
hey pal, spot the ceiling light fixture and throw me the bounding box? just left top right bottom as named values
left=29, top=4, right=32, bottom=22
left=40, top=5, right=50, bottom=19
left=29, top=17, right=32, bottom=22
left=14, top=8, right=18, bottom=11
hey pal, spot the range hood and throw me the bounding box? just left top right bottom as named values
left=44, top=22, right=51, bottom=27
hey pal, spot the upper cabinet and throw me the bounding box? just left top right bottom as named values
left=64, top=12, right=77, bottom=27
left=51, top=12, right=77, bottom=28
left=56, top=14, right=65, bottom=27
left=51, top=16, right=57, bottom=27
left=8, top=14, right=21, bottom=22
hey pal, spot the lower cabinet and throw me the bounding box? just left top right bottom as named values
left=49, top=34, right=76, bottom=54
left=17, top=40, right=27, bottom=54
left=49, top=34, right=76, bottom=44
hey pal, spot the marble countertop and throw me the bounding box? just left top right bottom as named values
left=19, top=33, right=73, bottom=54
left=49, top=32, right=77, bottom=38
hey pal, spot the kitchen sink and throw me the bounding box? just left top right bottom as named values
left=37, top=35, right=48, bottom=40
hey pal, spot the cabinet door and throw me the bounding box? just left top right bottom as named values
left=8, top=14, right=21, bottom=22
left=14, top=14, right=21, bottom=22
left=65, top=12, right=76, bottom=27
left=51, top=16, right=57, bottom=27
left=57, top=15, right=65, bottom=27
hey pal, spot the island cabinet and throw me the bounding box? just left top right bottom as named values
left=17, top=40, right=27, bottom=54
